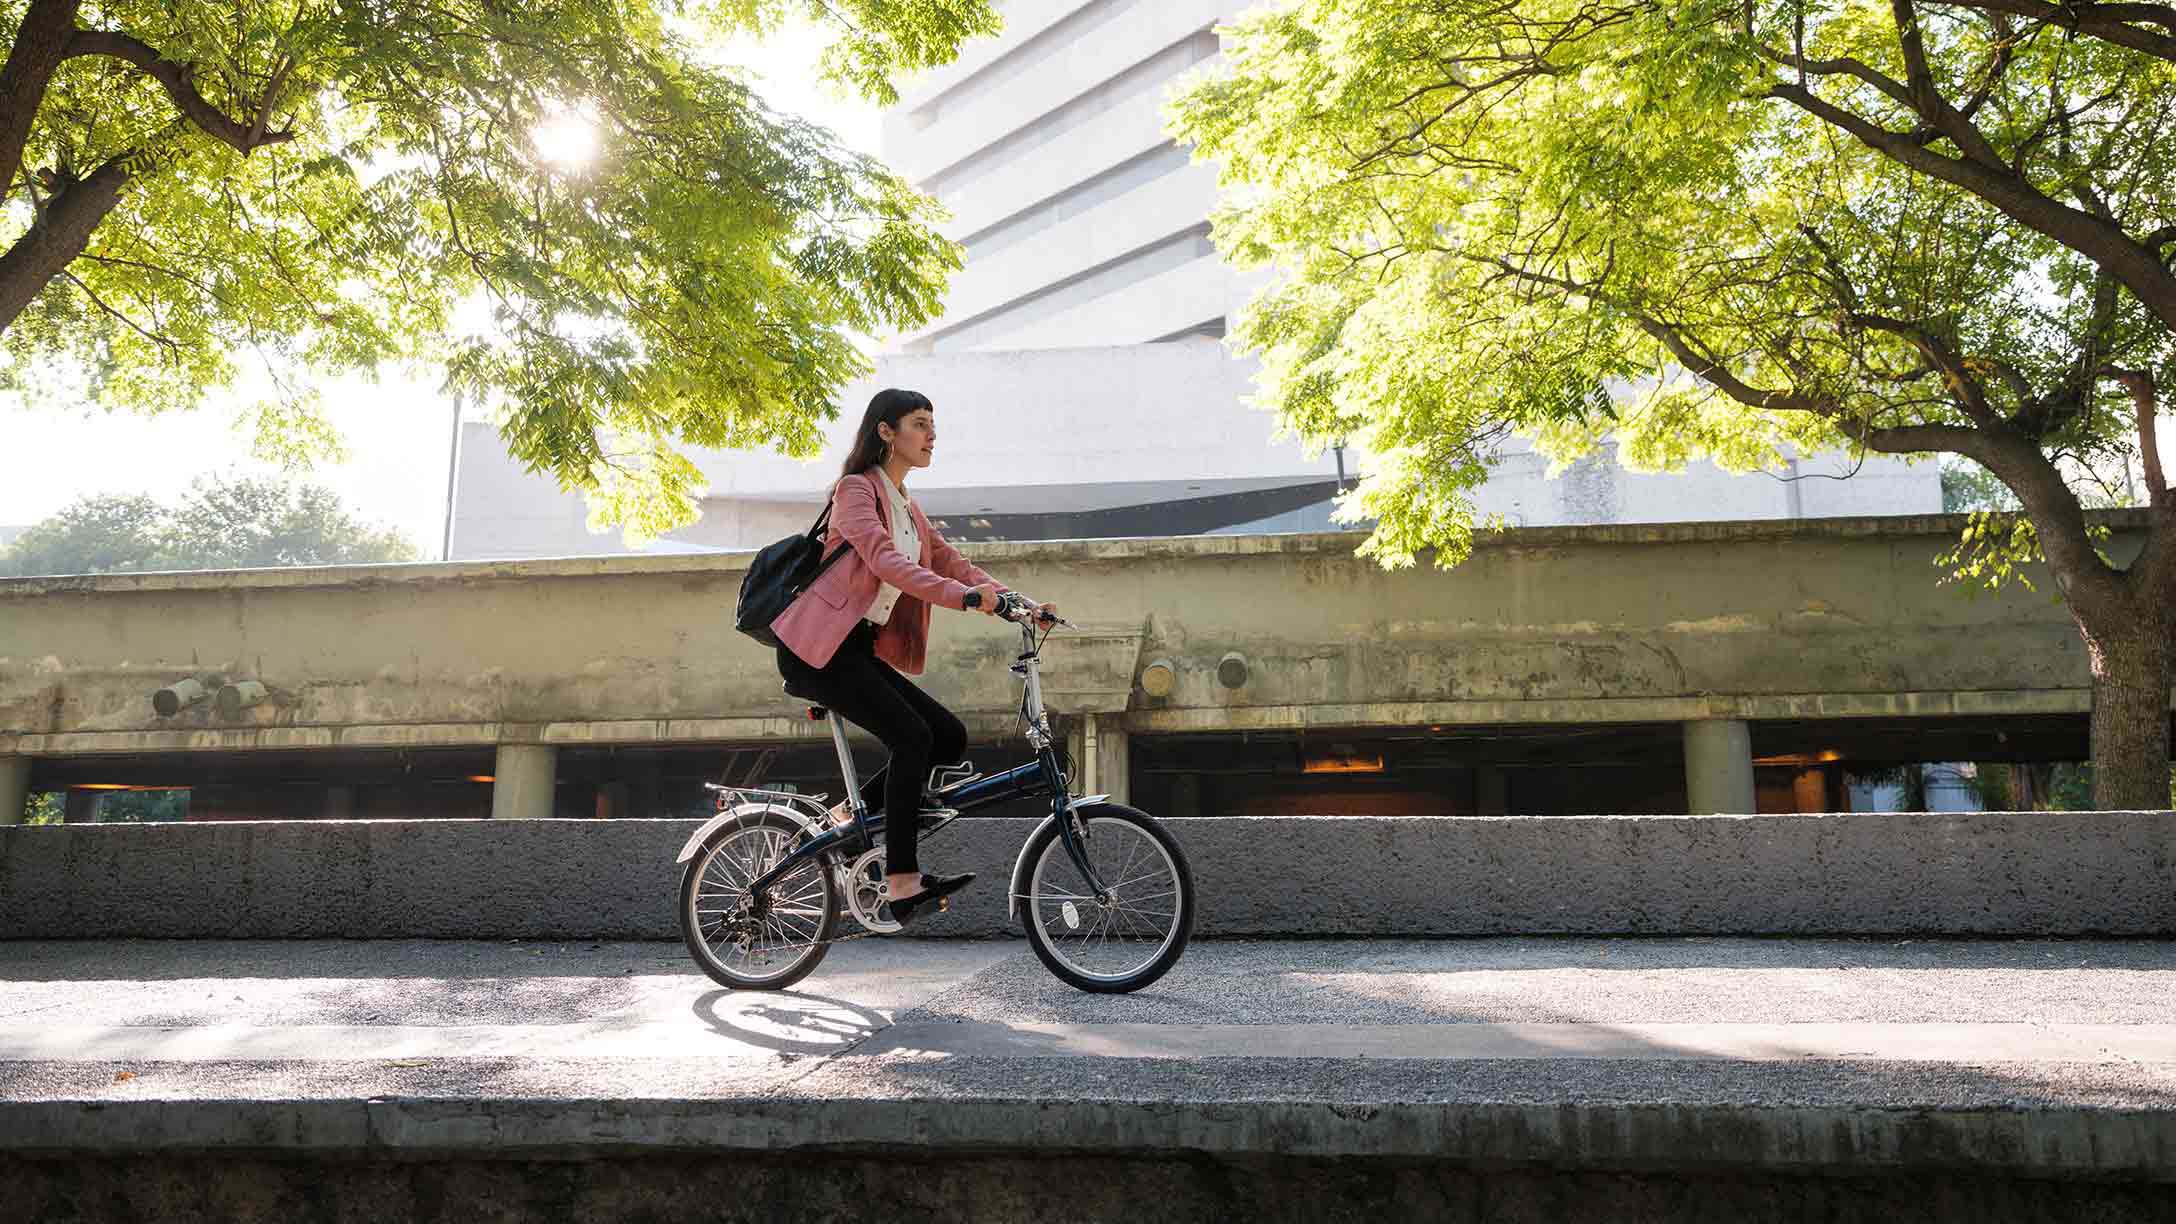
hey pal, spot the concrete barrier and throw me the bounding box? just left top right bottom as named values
left=4, top=812, right=2174, bottom=939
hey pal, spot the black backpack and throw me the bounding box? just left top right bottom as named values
left=734, top=500, right=852, bottom=648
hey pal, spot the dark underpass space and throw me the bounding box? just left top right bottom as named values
left=22, top=738, right=1058, bottom=823
left=10, top=1153, right=2175, bottom=1224
left=18, top=712, right=2116, bottom=823
left=1131, top=713, right=2102, bottom=819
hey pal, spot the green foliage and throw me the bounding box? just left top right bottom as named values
left=1170, top=0, right=2176, bottom=569
left=166, top=477, right=415, bottom=569
left=86, top=789, right=189, bottom=821
left=2, top=492, right=168, bottom=575
left=1940, top=459, right=2021, bottom=514
left=2, top=475, right=415, bottom=575
left=1968, top=762, right=2110, bottom=812
left=21, top=791, right=61, bottom=824
left=1933, top=509, right=2048, bottom=595
left=12, top=789, right=186, bottom=822
left=1, top=0, right=1001, bottom=538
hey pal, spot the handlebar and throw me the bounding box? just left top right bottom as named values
left=968, top=589, right=1073, bottom=629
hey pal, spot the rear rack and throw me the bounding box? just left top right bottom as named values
left=701, top=782, right=832, bottom=820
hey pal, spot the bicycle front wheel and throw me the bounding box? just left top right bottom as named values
left=679, top=810, right=838, bottom=990
left=1018, top=803, right=1194, bottom=993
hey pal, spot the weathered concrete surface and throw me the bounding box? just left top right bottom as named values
left=5, top=811, right=2175, bottom=939
left=14, top=1154, right=2175, bottom=1224
left=7, top=939, right=2176, bottom=1222
left=0, top=513, right=2152, bottom=759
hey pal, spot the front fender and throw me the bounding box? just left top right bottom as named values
left=674, top=802, right=810, bottom=864
left=1006, top=795, right=1108, bottom=922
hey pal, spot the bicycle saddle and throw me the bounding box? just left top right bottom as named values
left=780, top=681, right=827, bottom=721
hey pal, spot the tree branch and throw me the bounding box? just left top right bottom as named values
left=1866, top=420, right=2123, bottom=598
left=1481, top=252, right=2121, bottom=601
left=0, top=0, right=84, bottom=200
left=65, top=29, right=295, bottom=154
left=1752, top=43, right=1921, bottom=113
left=1849, top=312, right=2010, bottom=428
left=60, top=269, right=179, bottom=355
left=2105, top=367, right=2168, bottom=510
left=0, top=150, right=132, bottom=332
left=1957, top=14, right=2021, bottom=120
left=1924, top=0, right=2176, bottom=62
left=1475, top=253, right=1837, bottom=414
left=1887, top=0, right=2013, bottom=166
left=1768, top=81, right=2176, bottom=333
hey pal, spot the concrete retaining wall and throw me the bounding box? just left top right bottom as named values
left=4, top=812, right=2174, bottom=939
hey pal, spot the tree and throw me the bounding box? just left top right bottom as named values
left=3, top=474, right=414, bottom=574
left=164, top=476, right=414, bottom=568
left=1, top=490, right=166, bottom=573
left=0, top=0, right=999, bottom=538
left=1171, top=0, right=2176, bottom=807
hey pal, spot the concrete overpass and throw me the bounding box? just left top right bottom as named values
left=0, top=512, right=2147, bottom=824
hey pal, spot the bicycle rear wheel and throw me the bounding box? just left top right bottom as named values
left=1017, top=803, right=1194, bottom=993
left=680, top=810, right=838, bottom=990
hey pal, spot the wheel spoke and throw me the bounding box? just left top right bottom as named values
left=1025, top=815, right=1188, bottom=985
left=684, top=817, right=835, bottom=987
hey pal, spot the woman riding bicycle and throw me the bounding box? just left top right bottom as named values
left=769, top=388, right=1055, bottom=926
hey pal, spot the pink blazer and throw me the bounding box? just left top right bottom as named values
left=770, top=471, right=1005, bottom=675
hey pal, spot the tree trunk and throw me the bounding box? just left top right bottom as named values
left=0, top=154, right=131, bottom=332
left=2076, top=603, right=2174, bottom=809
left=0, top=0, right=83, bottom=194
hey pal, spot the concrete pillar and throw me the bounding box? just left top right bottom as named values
left=63, top=789, right=103, bottom=823
left=1093, top=716, right=1130, bottom=805
left=0, top=755, right=29, bottom=825
left=1684, top=719, right=1757, bottom=814
left=1065, top=718, right=1099, bottom=795
left=491, top=744, right=558, bottom=820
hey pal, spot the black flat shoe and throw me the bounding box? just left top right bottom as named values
left=889, top=872, right=976, bottom=928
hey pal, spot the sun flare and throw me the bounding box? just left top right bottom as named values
left=531, top=101, right=600, bottom=171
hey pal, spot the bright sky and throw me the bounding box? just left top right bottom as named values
left=1, top=22, right=884, bottom=555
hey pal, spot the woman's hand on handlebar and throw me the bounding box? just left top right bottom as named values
left=967, top=582, right=1002, bottom=615
left=1001, top=592, right=1063, bottom=626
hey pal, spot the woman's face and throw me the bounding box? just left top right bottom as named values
left=881, top=408, right=936, bottom=469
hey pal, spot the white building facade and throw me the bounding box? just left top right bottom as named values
left=447, top=1, right=1940, bottom=561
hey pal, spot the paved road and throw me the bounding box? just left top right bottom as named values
left=6, top=935, right=2176, bottom=1112
left=10, top=937, right=2176, bottom=1220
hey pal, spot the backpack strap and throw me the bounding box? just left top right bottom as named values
left=804, top=483, right=850, bottom=579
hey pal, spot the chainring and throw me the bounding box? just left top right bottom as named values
left=841, top=847, right=902, bottom=934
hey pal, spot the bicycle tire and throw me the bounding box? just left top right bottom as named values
left=679, top=810, right=838, bottom=990
left=1017, top=802, right=1194, bottom=994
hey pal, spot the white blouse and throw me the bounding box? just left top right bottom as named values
left=864, top=469, right=922, bottom=627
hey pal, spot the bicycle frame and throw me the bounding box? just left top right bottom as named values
left=740, top=607, right=1113, bottom=906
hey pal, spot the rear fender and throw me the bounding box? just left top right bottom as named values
left=675, top=803, right=811, bottom=864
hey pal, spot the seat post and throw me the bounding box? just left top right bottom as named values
left=826, top=713, right=864, bottom=816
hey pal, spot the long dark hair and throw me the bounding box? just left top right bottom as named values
left=839, top=388, right=932, bottom=478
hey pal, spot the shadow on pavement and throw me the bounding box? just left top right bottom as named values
left=689, top=988, right=890, bottom=1055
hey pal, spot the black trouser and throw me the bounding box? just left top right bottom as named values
left=777, top=621, right=966, bottom=877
